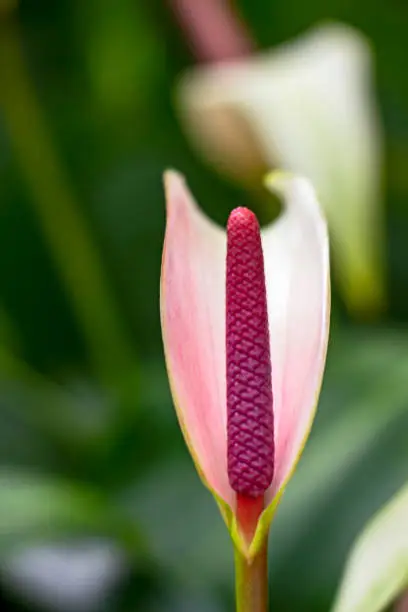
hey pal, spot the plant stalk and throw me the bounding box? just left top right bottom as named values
left=234, top=543, right=269, bottom=612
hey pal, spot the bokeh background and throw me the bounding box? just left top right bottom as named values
left=0, top=0, right=408, bottom=611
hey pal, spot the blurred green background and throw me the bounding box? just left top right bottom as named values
left=0, top=1, right=408, bottom=611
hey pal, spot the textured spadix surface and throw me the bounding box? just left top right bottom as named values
left=160, top=171, right=330, bottom=516
left=226, top=208, right=274, bottom=497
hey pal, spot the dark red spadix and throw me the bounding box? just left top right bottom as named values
left=226, top=207, right=274, bottom=498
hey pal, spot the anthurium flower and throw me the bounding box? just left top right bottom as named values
left=160, top=170, right=330, bottom=559
left=176, top=22, right=385, bottom=318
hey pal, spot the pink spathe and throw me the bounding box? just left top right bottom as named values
left=161, top=170, right=330, bottom=513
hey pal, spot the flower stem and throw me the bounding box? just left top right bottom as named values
left=234, top=543, right=269, bottom=612
left=170, top=0, right=254, bottom=63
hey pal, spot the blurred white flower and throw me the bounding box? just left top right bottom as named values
left=177, top=23, right=385, bottom=317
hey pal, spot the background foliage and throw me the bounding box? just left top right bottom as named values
left=0, top=1, right=408, bottom=610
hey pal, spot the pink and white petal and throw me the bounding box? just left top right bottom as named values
left=160, top=171, right=234, bottom=507
left=262, top=172, right=330, bottom=504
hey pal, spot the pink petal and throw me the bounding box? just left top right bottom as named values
left=161, top=171, right=233, bottom=506
left=262, top=173, right=330, bottom=502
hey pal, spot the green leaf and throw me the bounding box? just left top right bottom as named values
left=271, top=329, right=408, bottom=556
left=0, top=469, right=150, bottom=563
left=0, top=471, right=106, bottom=551
left=332, top=482, right=408, bottom=612
left=119, top=459, right=231, bottom=585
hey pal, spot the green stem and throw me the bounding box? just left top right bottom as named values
left=234, top=543, right=269, bottom=612
left=0, top=11, right=135, bottom=387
